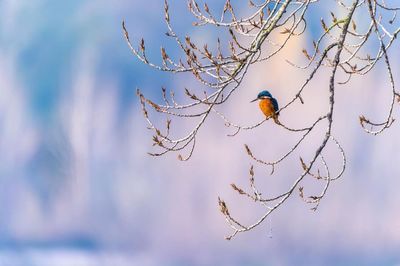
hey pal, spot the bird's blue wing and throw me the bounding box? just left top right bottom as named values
left=272, top=97, right=279, bottom=113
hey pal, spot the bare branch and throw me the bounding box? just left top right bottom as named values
left=126, top=0, right=400, bottom=240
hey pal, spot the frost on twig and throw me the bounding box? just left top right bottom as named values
left=124, top=0, right=400, bottom=240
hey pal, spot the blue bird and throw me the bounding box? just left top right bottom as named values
left=251, top=90, right=280, bottom=124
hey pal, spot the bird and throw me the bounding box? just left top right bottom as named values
left=251, top=90, right=280, bottom=124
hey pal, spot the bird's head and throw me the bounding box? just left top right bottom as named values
left=250, top=90, right=272, bottom=102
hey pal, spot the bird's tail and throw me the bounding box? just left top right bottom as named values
left=273, top=115, right=280, bottom=125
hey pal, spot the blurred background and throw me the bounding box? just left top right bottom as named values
left=0, top=0, right=399, bottom=265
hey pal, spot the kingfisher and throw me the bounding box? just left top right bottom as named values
left=251, top=90, right=280, bottom=124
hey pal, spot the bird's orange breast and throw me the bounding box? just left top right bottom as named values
left=259, top=98, right=276, bottom=118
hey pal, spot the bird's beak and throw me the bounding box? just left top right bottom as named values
left=250, top=98, right=258, bottom=103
